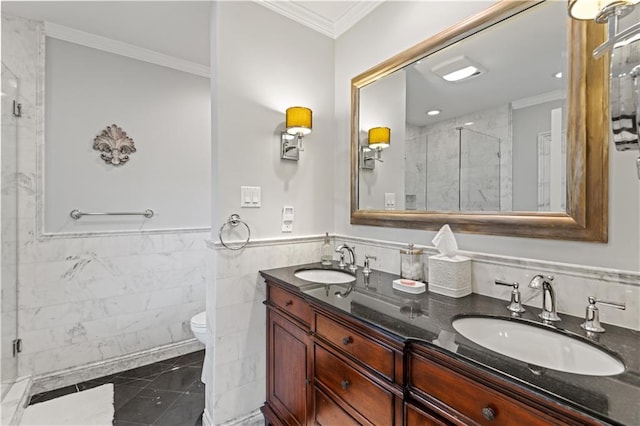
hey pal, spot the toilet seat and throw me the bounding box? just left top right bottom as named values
left=191, top=311, right=207, bottom=331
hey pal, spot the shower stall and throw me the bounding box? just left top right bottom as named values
left=1, top=61, right=20, bottom=401
left=424, top=126, right=501, bottom=211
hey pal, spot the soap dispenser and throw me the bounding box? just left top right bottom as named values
left=321, top=233, right=332, bottom=266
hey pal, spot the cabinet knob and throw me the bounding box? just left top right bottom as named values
left=285, top=300, right=293, bottom=307
left=342, top=336, right=352, bottom=345
left=341, top=380, right=350, bottom=390
left=305, top=378, right=311, bottom=386
left=481, top=406, right=496, bottom=421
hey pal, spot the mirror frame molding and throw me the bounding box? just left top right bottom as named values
left=350, top=0, right=608, bottom=242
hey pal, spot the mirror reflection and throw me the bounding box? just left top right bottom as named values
left=358, top=1, right=568, bottom=213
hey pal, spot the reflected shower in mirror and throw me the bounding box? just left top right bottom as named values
left=357, top=0, right=568, bottom=213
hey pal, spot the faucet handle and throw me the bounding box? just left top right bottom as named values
left=494, top=280, right=525, bottom=313
left=580, top=296, right=626, bottom=333
left=363, top=254, right=377, bottom=275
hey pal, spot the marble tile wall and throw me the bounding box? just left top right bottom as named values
left=334, top=235, right=640, bottom=331
left=3, top=14, right=209, bottom=382
left=405, top=124, right=427, bottom=210
left=211, top=237, right=322, bottom=424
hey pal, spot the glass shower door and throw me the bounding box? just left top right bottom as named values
left=459, top=128, right=501, bottom=211
left=1, top=62, right=19, bottom=400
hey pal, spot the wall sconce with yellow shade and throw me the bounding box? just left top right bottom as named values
left=281, top=106, right=312, bottom=161
left=568, top=0, right=640, bottom=179
left=360, top=127, right=391, bottom=170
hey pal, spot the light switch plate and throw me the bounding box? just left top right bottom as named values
left=385, top=192, right=396, bottom=210
left=241, top=186, right=261, bottom=208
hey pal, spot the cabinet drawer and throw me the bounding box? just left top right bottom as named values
left=409, top=353, right=559, bottom=425
left=405, top=402, right=452, bottom=426
left=270, top=284, right=311, bottom=325
left=315, top=387, right=359, bottom=426
left=315, top=344, right=394, bottom=425
left=315, top=313, right=394, bottom=378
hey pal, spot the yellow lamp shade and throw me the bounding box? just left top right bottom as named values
left=568, top=0, right=603, bottom=19
left=286, top=106, right=312, bottom=136
left=368, top=127, right=390, bottom=149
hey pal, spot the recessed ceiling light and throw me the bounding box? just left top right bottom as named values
left=464, top=121, right=474, bottom=126
left=442, top=66, right=481, bottom=82
left=426, top=109, right=441, bottom=116
left=553, top=72, right=563, bottom=79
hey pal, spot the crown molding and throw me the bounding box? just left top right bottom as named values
left=333, top=2, right=383, bottom=38
left=256, top=1, right=382, bottom=39
left=43, top=22, right=210, bottom=78
left=511, top=89, right=565, bottom=110
left=257, top=1, right=335, bottom=38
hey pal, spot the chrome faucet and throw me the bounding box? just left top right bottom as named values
left=528, top=274, right=560, bottom=323
left=335, top=244, right=357, bottom=272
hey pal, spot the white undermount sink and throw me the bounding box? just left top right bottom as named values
left=452, top=315, right=625, bottom=376
left=294, top=268, right=356, bottom=284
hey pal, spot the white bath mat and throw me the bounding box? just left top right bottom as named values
left=21, top=384, right=114, bottom=426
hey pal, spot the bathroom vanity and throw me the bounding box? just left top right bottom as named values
left=260, top=263, right=639, bottom=426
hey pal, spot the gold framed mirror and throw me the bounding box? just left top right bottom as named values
left=350, top=0, right=608, bottom=242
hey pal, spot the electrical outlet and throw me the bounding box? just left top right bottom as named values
left=282, top=206, right=294, bottom=232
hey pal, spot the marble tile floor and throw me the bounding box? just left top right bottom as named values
left=27, top=350, right=205, bottom=426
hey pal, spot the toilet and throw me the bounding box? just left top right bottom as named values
left=190, top=311, right=211, bottom=385
left=190, top=311, right=209, bottom=345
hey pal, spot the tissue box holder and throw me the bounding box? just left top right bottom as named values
left=428, top=254, right=471, bottom=298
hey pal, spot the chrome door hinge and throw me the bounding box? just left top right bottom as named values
left=12, top=339, right=22, bottom=357
left=12, top=100, right=22, bottom=117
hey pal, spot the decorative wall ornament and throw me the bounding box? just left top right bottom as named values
left=93, top=124, right=136, bottom=165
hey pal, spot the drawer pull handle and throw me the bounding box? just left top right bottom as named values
left=285, top=300, right=293, bottom=307
left=482, top=406, right=496, bottom=421
left=342, top=336, right=352, bottom=345
left=340, top=380, right=350, bottom=390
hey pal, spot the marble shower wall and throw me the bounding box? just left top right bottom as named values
left=2, top=14, right=208, bottom=380
left=405, top=124, right=427, bottom=210
left=212, top=238, right=321, bottom=424
left=406, top=105, right=513, bottom=211
left=1, top=61, right=20, bottom=396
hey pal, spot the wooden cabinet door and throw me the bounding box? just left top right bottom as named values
left=267, top=308, right=312, bottom=426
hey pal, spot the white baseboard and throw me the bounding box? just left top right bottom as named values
left=30, top=339, right=204, bottom=394
left=218, top=409, right=263, bottom=426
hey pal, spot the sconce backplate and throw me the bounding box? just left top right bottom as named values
left=360, top=146, right=375, bottom=170
left=281, top=132, right=299, bottom=161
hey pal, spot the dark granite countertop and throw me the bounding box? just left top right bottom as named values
left=260, top=262, right=640, bottom=426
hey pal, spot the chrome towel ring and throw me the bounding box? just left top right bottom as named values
left=218, top=214, right=251, bottom=250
